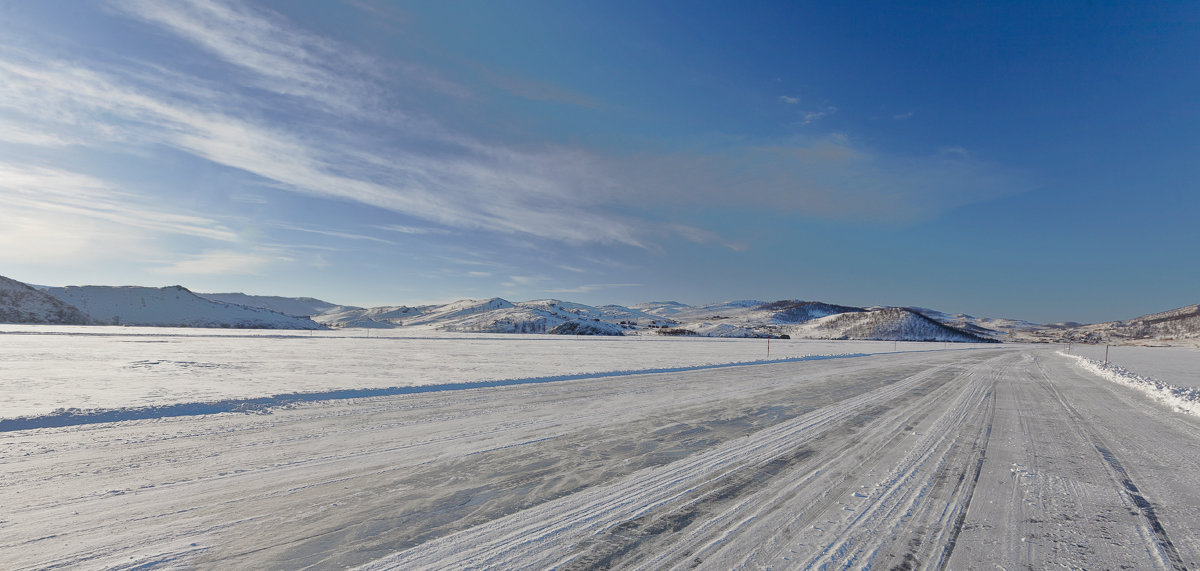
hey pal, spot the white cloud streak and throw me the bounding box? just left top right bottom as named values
left=0, top=0, right=1030, bottom=275
left=799, top=106, right=837, bottom=126
left=667, top=224, right=748, bottom=251
left=150, top=249, right=287, bottom=275
left=375, top=224, right=448, bottom=235
left=112, top=0, right=388, bottom=117
left=270, top=223, right=396, bottom=245
left=0, top=1, right=646, bottom=249
left=544, top=283, right=642, bottom=294
left=612, top=133, right=1028, bottom=224
left=0, top=162, right=237, bottom=266
left=0, top=163, right=237, bottom=243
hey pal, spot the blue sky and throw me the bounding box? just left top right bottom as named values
left=0, top=1, right=1196, bottom=323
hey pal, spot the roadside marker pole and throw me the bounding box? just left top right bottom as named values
left=1105, top=343, right=1110, bottom=365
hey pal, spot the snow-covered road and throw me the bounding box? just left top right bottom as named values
left=3, top=346, right=1199, bottom=569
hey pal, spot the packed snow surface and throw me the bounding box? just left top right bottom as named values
left=5, top=343, right=1200, bottom=570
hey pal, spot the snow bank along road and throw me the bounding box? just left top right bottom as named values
left=5, top=347, right=1200, bottom=569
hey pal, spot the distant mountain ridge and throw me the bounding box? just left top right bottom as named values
left=0, top=273, right=998, bottom=340
left=299, top=296, right=993, bottom=342
left=6, top=273, right=1195, bottom=343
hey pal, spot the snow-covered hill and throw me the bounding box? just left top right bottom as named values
left=10, top=271, right=1196, bottom=343
left=317, top=297, right=987, bottom=341
left=909, top=307, right=1042, bottom=340
left=0, top=275, right=92, bottom=325
left=929, top=303, right=1200, bottom=345
left=319, top=298, right=631, bottom=335
left=632, top=301, right=992, bottom=342
left=315, top=303, right=457, bottom=328
left=44, top=285, right=325, bottom=329
left=631, top=301, right=693, bottom=318
left=197, top=292, right=352, bottom=318
left=797, top=307, right=995, bottom=342
left=1060, top=304, right=1200, bottom=343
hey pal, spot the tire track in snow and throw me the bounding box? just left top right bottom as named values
left=646, top=353, right=1008, bottom=571
left=1033, top=355, right=1187, bottom=571
left=935, top=375, right=995, bottom=570
left=4, top=352, right=939, bottom=570
left=355, top=352, right=1015, bottom=570
left=794, top=353, right=1003, bottom=570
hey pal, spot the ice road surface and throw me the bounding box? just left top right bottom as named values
left=4, top=333, right=1200, bottom=569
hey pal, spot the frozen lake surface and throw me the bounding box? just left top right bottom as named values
left=0, top=325, right=994, bottom=419
left=3, top=329, right=1199, bottom=569
left=1068, top=343, right=1200, bottom=388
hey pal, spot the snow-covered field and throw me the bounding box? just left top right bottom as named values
left=1066, top=343, right=1200, bottom=388
left=3, top=330, right=1200, bottom=569
left=0, top=325, right=992, bottom=420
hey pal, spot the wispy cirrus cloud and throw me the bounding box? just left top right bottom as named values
left=0, top=163, right=236, bottom=243
left=799, top=105, right=838, bottom=126
left=0, top=162, right=237, bottom=265
left=269, top=223, right=396, bottom=245
left=0, top=0, right=649, bottom=250
left=610, top=133, right=1027, bottom=224
left=375, top=224, right=451, bottom=236
left=544, top=283, right=642, bottom=294
left=150, top=249, right=289, bottom=276
left=503, top=275, right=546, bottom=288
left=1, top=0, right=1030, bottom=282
left=667, top=224, right=748, bottom=251
left=110, top=0, right=393, bottom=117
left=483, top=68, right=601, bottom=108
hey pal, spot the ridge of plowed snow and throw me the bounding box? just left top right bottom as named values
left=1060, top=350, right=1200, bottom=416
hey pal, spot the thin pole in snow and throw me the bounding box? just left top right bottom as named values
left=767, top=337, right=770, bottom=358
left=1105, top=343, right=1109, bottom=365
